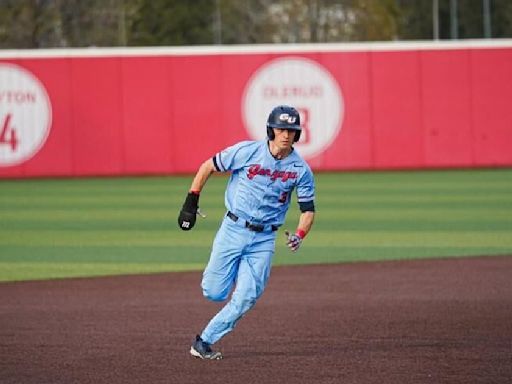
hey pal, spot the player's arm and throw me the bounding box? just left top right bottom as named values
left=286, top=164, right=315, bottom=251
left=178, top=141, right=251, bottom=231
left=297, top=210, right=315, bottom=237
left=285, top=202, right=315, bottom=252
left=178, top=158, right=218, bottom=231
left=190, top=158, right=217, bottom=192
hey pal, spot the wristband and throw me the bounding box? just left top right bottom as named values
left=295, top=229, right=306, bottom=239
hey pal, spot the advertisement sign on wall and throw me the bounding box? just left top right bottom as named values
left=0, top=63, right=52, bottom=167
left=0, top=41, right=511, bottom=178
left=242, top=57, right=343, bottom=159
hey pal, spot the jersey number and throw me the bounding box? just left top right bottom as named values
left=278, top=191, right=289, bottom=203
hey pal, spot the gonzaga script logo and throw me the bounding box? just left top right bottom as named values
left=247, top=164, right=297, bottom=182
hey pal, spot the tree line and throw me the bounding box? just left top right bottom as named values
left=1, top=0, right=511, bottom=48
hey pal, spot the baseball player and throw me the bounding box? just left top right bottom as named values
left=178, top=105, right=315, bottom=360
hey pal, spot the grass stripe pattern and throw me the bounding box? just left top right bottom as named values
left=0, top=169, right=511, bottom=282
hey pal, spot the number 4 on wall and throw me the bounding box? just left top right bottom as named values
left=0, top=114, right=18, bottom=151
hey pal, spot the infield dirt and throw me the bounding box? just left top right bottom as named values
left=1, top=256, right=511, bottom=384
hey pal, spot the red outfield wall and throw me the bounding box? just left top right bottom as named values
left=0, top=42, right=511, bottom=177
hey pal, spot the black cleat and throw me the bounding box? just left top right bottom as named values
left=190, top=335, right=223, bottom=360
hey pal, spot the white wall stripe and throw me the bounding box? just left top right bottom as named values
left=1, top=39, right=512, bottom=59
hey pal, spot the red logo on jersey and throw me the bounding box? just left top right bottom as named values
left=247, top=164, right=297, bottom=182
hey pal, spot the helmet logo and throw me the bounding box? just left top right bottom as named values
left=279, top=113, right=297, bottom=124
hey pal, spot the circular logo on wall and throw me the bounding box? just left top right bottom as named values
left=0, top=63, right=52, bottom=167
left=242, top=57, right=343, bottom=159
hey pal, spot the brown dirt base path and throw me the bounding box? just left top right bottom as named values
left=1, top=256, right=511, bottom=384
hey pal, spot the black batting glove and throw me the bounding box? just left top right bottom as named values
left=178, top=192, right=199, bottom=231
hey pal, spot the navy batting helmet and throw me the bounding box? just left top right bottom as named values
left=266, top=105, right=302, bottom=142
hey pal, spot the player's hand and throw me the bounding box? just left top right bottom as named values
left=178, top=192, right=199, bottom=231
left=285, top=230, right=303, bottom=252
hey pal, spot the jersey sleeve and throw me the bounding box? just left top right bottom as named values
left=296, top=165, right=315, bottom=204
left=212, top=141, right=255, bottom=172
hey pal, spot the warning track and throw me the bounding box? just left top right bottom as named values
left=1, top=256, right=511, bottom=384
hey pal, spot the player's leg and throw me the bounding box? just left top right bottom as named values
left=191, top=219, right=249, bottom=359
left=200, top=232, right=275, bottom=345
left=201, top=218, right=245, bottom=302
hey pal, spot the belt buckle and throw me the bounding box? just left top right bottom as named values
left=246, top=222, right=264, bottom=232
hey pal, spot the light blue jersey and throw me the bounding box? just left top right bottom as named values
left=213, top=140, right=315, bottom=226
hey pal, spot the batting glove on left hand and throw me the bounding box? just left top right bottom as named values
left=285, top=230, right=303, bottom=252
left=178, top=192, right=199, bottom=231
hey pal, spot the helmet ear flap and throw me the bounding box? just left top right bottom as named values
left=267, top=125, right=275, bottom=140
left=294, top=129, right=301, bottom=143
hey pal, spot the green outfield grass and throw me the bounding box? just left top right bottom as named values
left=1, top=169, right=511, bottom=282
